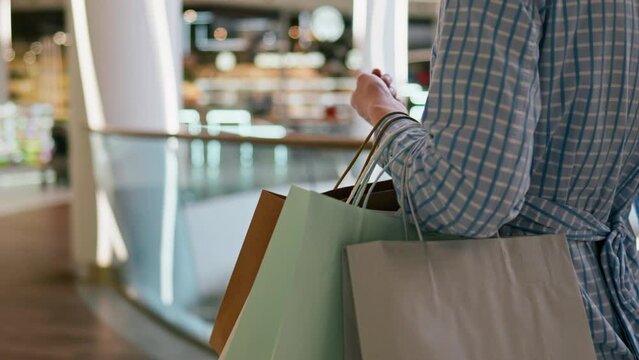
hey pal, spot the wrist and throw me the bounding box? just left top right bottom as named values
left=368, top=104, right=408, bottom=125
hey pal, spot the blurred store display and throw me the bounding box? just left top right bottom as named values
left=1, top=9, right=72, bottom=187
left=8, top=10, right=68, bottom=121
left=0, top=102, right=54, bottom=166
left=6, top=4, right=435, bottom=137
left=180, top=4, right=436, bottom=138
left=0, top=102, right=62, bottom=186
left=9, top=36, right=68, bottom=120
left=181, top=6, right=356, bottom=134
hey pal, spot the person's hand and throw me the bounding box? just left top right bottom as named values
left=351, top=69, right=407, bottom=126
left=372, top=68, right=399, bottom=99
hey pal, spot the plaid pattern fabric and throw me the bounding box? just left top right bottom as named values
left=377, top=0, right=639, bottom=358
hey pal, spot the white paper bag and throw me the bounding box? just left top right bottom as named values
left=343, top=235, right=597, bottom=360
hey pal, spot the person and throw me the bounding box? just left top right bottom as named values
left=350, top=0, right=639, bottom=358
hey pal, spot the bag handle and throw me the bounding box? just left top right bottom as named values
left=360, top=134, right=416, bottom=207
left=348, top=119, right=419, bottom=205
left=333, top=112, right=411, bottom=190
left=335, top=112, right=424, bottom=241
left=357, top=123, right=426, bottom=241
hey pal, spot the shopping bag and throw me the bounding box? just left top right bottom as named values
left=218, top=308, right=242, bottom=360
left=210, top=180, right=398, bottom=353
left=221, top=185, right=416, bottom=360
left=343, top=236, right=597, bottom=360
left=216, top=113, right=422, bottom=356
left=210, top=190, right=285, bottom=353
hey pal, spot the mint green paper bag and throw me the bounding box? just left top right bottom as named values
left=221, top=185, right=418, bottom=360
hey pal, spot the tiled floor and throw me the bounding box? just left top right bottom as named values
left=0, top=184, right=70, bottom=217
left=0, top=203, right=148, bottom=359
left=0, top=202, right=215, bottom=359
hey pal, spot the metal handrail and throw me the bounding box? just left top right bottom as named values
left=89, top=125, right=372, bottom=150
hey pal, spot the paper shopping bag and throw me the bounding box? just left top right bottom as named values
left=221, top=185, right=416, bottom=360
left=210, top=190, right=286, bottom=353
left=210, top=180, right=398, bottom=353
left=218, top=308, right=243, bottom=360
left=343, top=237, right=597, bottom=360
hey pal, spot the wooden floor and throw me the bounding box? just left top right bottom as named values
left=0, top=204, right=148, bottom=359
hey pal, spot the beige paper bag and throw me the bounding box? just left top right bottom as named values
left=343, top=235, right=597, bottom=360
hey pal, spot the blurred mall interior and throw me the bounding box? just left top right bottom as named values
left=0, top=0, right=442, bottom=358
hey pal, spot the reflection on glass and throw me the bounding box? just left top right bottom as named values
left=190, top=139, right=205, bottom=168
left=240, top=143, right=253, bottom=168
left=91, top=133, right=363, bottom=344
left=95, top=189, right=129, bottom=267
left=207, top=141, right=221, bottom=169
left=160, top=138, right=179, bottom=306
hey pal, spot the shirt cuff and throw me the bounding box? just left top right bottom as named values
left=373, top=115, right=421, bottom=167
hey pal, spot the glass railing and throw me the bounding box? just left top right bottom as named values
left=89, top=128, right=371, bottom=350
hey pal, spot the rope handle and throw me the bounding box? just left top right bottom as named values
left=333, top=112, right=416, bottom=190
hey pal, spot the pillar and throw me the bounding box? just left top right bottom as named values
left=67, top=0, right=185, bottom=307
left=351, top=0, right=409, bottom=137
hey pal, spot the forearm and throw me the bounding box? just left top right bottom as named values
left=371, top=0, right=542, bottom=237
left=375, top=115, right=533, bottom=238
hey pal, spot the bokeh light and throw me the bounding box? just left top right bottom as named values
left=288, top=26, right=300, bottom=40
left=53, top=31, right=68, bottom=46
left=215, top=51, right=236, bottom=72
left=183, top=9, right=197, bottom=24
left=214, top=27, right=228, bottom=41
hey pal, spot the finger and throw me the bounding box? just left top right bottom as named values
left=381, top=74, right=393, bottom=87
left=372, top=68, right=382, bottom=77
left=355, top=73, right=369, bottom=90
left=357, top=72, right=381, bottom=85
left=390, top=86, right=398, bottom=98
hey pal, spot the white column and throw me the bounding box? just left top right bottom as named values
left=67, top=0, right=183, bottom=280
left=354, top=0, right=408, bottom=84
left=66, top=0, right=98, bottom=275
left=351, top=0, right=409, bottom=136
left=81, top=0, right=181, bottom=132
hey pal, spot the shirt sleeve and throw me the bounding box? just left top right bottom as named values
left=376, top=0, right=543, bottom=238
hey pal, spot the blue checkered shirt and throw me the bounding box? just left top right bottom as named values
left=377, top=0, right=639, bottom=358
